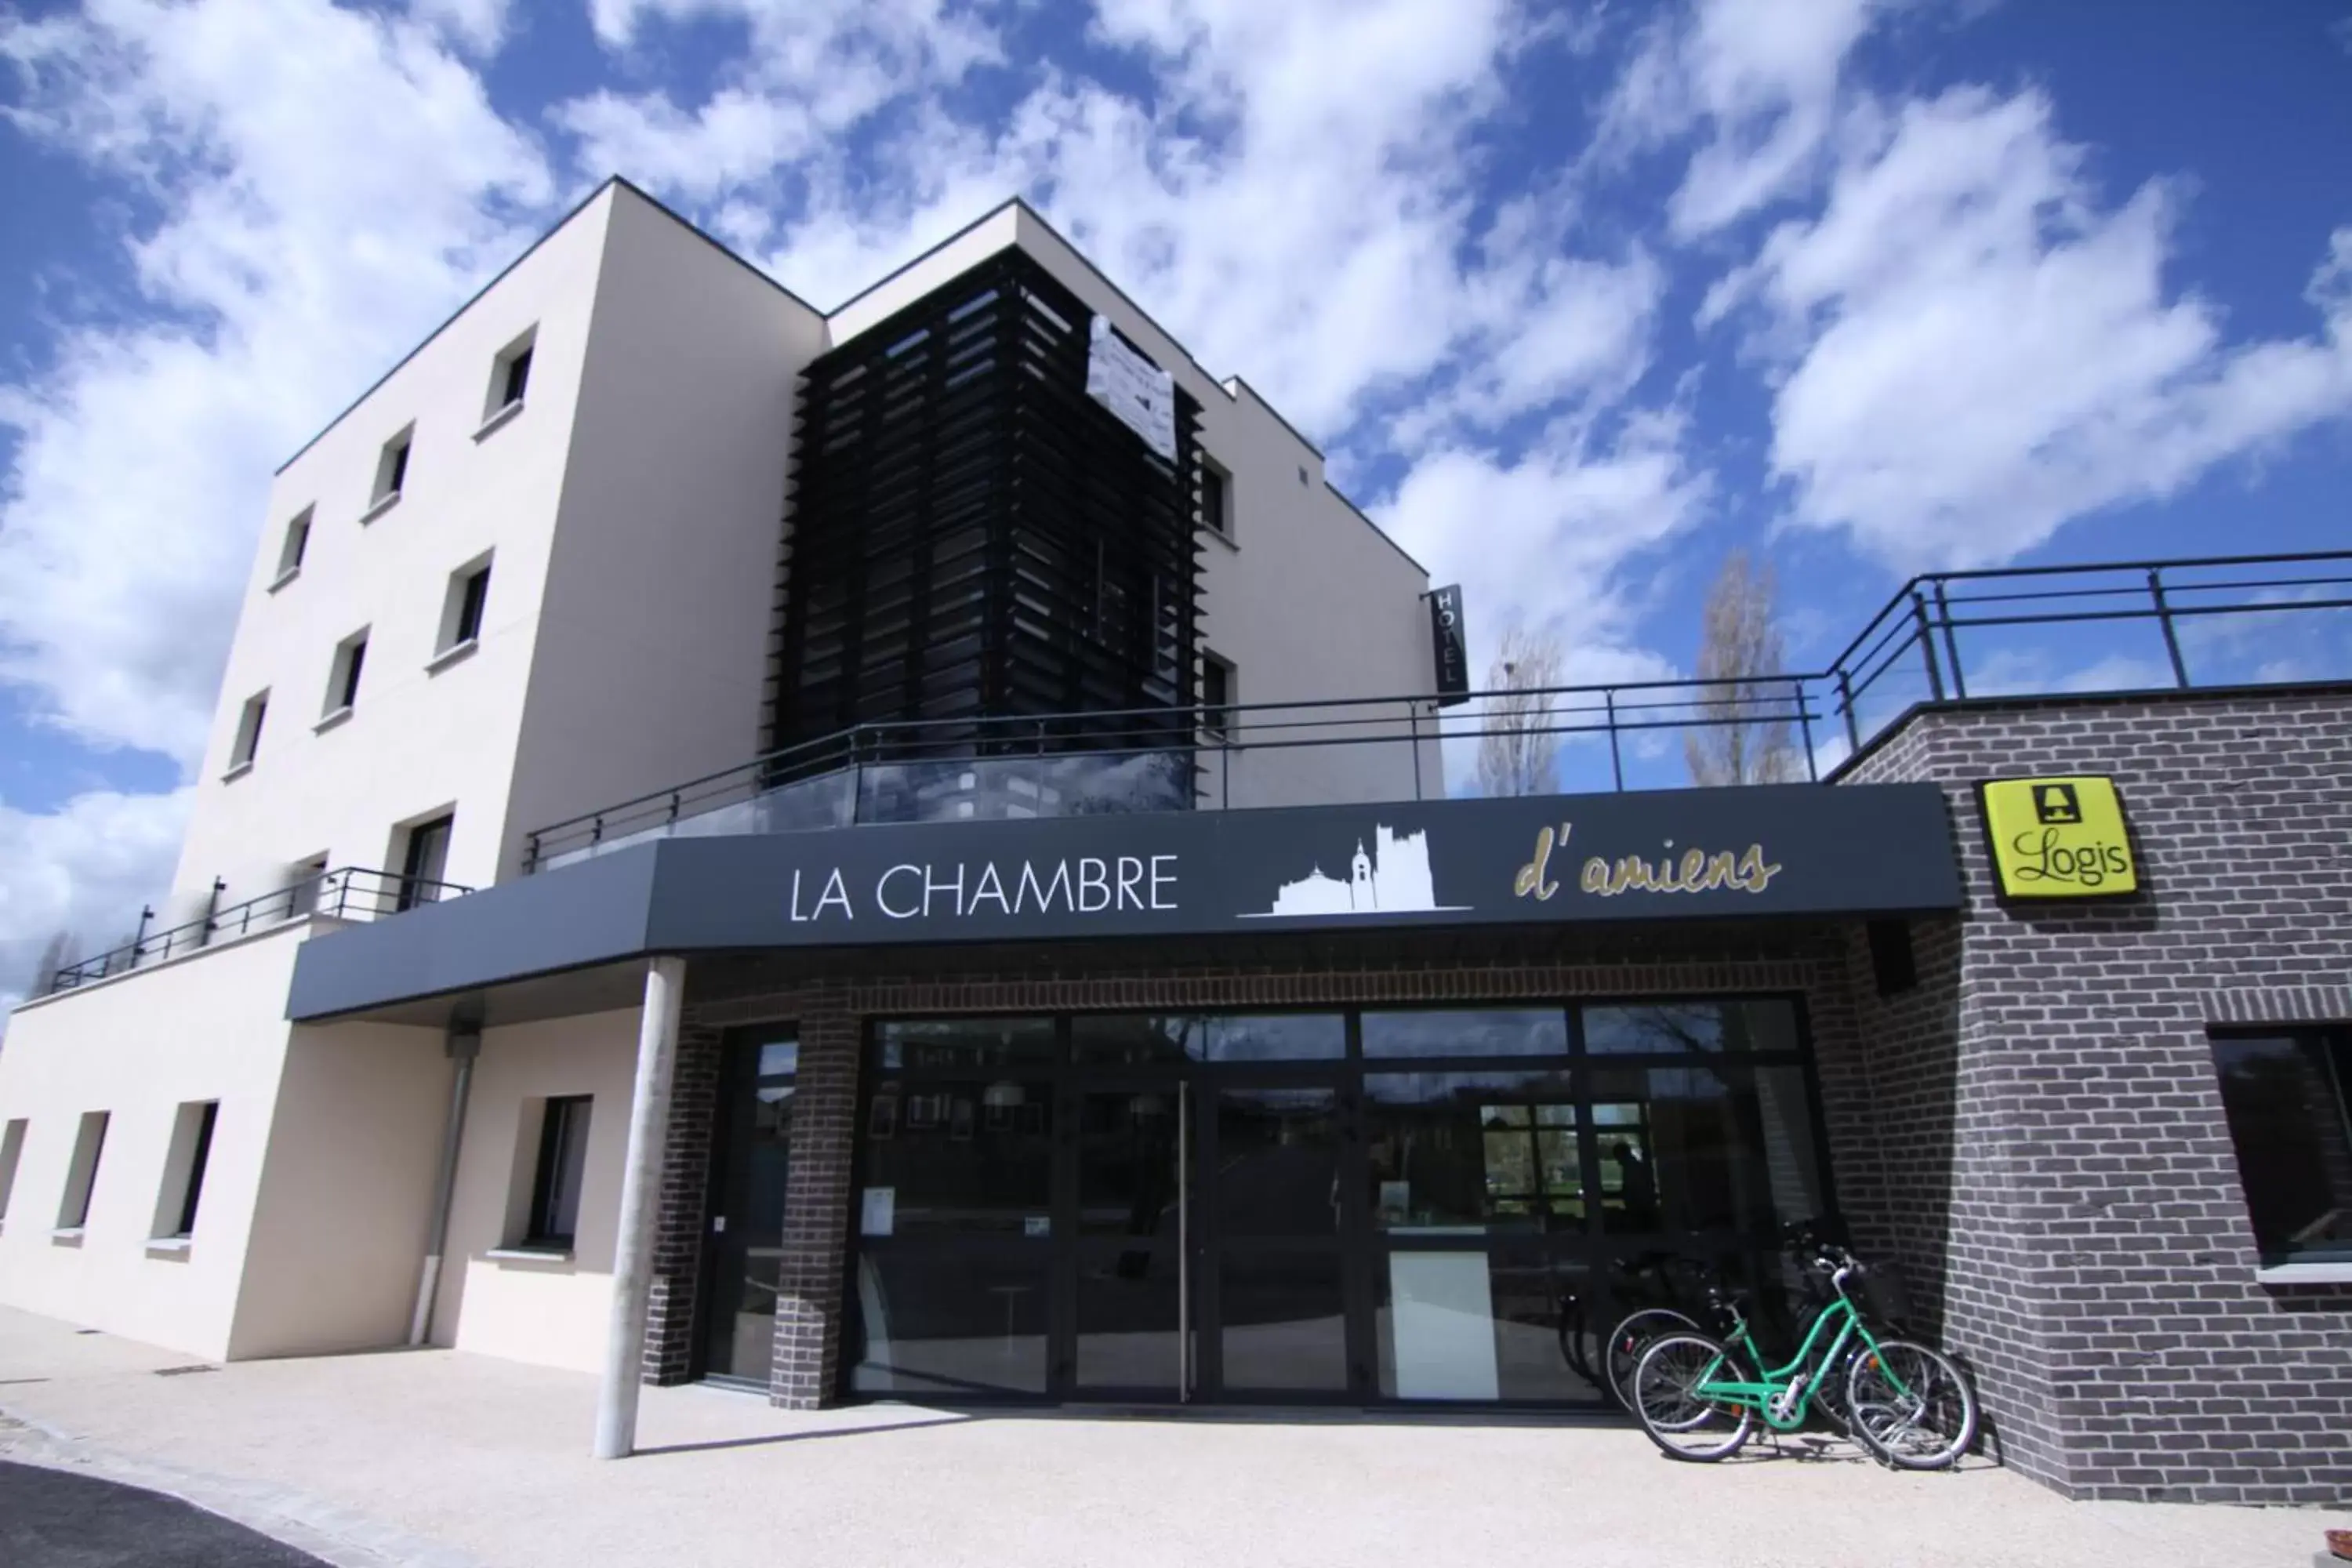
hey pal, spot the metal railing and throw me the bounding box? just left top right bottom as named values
left=42, top=866, right=473, bottom=996
left=524, top=550, right=2352, bottom=871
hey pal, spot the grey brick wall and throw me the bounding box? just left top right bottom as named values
left=1838, top=686, right=2352, bottom=1504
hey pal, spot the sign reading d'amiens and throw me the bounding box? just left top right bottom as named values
left=1979, top=775, right=2138, bottom=899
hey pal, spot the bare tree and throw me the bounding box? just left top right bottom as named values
left=1475, top=623, right=1566, bottom=797
left=24, top=929, right=77, bottom=998
left=1685, top=548, right=1801, bottom=786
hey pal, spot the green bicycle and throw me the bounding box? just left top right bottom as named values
left=1629, top=1240, right=1979, bottom=1469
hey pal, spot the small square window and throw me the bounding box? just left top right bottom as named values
left=2210, top=1027, right=2352, bottom=1265
left=229, top=691, right=269, bottom=771
left=439, top=557, right=492, bottom=653
left=371, top=426, right=413, bottom=510
left=56, top=1110, right=109, bottom=1231
left=152, top=1101, right=220, bottom=1241
left=1200, top=457, right=1232, bottom=539
left=324, top=629, right=368, bottom=717
left=485, top=328, right=535, bottom=426
left=525, top=1095, right=592, bottom=1248
left=275, top=507, right=312, bottom=581
left=1201, top=652, right=1235, bottom=738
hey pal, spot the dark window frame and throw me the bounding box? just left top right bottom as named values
left=500, top=346, right=533, bottom=408
left=172, top=1101, right=220, bottom=1239
left=2209, top=1025, right=2352, bottom=1266
left=454, top=565, right=491, bottom=645
left=396, top=813, right=455, bottom=910
left=525, top=1094, right=593, bottom=1250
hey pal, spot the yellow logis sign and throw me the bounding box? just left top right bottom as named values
left=1978, top=776, right=2137, bottom=898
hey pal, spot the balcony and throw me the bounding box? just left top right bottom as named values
left=524, top=550, right=2352, bottom=873
left=41, top=867, right=473, bottom=998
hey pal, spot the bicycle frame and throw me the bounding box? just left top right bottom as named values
left=1688, top=1290, right=1900, bottom=1433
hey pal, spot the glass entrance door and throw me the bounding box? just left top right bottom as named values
left=1069, top=1079, right=1192, bottom=1398
left=699, top=1030, right=797, bottom=1383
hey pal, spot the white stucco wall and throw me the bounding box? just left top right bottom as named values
left=172, top=187, right=622, bottom=910
left=430, top=1008, right=639, bottom=1373
left=230, top=1017, right=447, bottom=1359
left=501, top=185, right=827, bottom=877
left=0, top=926, right=307, bottom=1360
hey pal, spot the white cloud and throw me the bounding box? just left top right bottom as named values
left=557, top=0, right=1006, bottom=201
left=1604, top=0, right=1902, bottom=238
left=1381, top=411, right=1712, bottom=681
left=0, top=0, right=555, bottom=766
left=1710, top=87, right=2352, bottom=569
left=408, top=0, right=511, bottom=55
left=0, top=787, right=190, bottom=1023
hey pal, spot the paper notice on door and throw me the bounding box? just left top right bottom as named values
left=860, top=1187, right=895, bottom=1236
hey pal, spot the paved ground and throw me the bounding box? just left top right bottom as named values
left=1, top=1458, right=332, bottom=1566
left=0, top=1305, right=2342, bottom=1568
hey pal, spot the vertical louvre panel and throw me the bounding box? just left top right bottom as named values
left=768, top=252, right=1203, bottom=767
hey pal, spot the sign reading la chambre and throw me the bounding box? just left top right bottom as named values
left=1977, top=775, right=2139, bottom=900
left=290, top=782, right=1968, bottom=1019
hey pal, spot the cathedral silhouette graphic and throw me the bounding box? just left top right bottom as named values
left=1243, top=825, right=1467, bottom=918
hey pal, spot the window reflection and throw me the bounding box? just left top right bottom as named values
left=2209, top=1029, right=2352, bottom=1261
left=1591, top=1064, right=1818, bottom=1234
left=1584, top=1000, right=1798, bottom=1056
left=1220, top=1252, right=1348, bottom=1391
left=875, top=1018, right=1057, bottom=1071
left=1217, top=1087, right=1338, bottom=1236
left=1073, top=1013, right=1345, bottom=1063
left=1362, top=1009, right=1568, bottom=1059
left=1364, top=1070, right=1581, bottom=1232
left=861, top=1079, right=1054, bottom=1233
left=850, top=1250, right=1049, bottom=1395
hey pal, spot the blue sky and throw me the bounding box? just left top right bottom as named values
left=2, top=0, right=2350, bottom=1003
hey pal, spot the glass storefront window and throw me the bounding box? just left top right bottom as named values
left=860, top=1079, right=1054, bottom=1235
left=849, top=1249, right=1050, bottom=1395
left=1584, top=1000, right=1800, bottom=1056
left=875, top=1018, right=1057, bottom=1071
left=1216, top=1087, right=1339, bottom=1236
left=1363, top=1070, right=1581, bottom=1232
left=1219, top=1252, right=1348, bottom=1392
left=1375, top=1250, right=1606, bottom=1403
left=1073, top=1012, right=1345, bottom=1063
left=1362, top=1009, right=1569, bottom=1059
left=1590, top=1063, right=1820, bottom=1235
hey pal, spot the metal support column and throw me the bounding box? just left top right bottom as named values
left=593, top=955, right=686, bottom=1460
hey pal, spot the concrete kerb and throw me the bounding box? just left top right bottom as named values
left=0, top=1405, right=480, bottom=1568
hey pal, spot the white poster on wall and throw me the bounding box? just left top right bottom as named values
left=1085, top=314, right=1177, bottom=462
left=860, top=1186, right=895, bottom=1237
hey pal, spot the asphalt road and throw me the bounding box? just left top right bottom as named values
left=0, top=1458, right=330, bottom=1567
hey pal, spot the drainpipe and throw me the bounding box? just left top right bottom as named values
left=594, top=955, right=686, bottom=1460
left=409, top=1018, right=482, bottom=1347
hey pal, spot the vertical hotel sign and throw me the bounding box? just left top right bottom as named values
left=1428, top=584, right=1471, bottom=707
left=1978, top=775, right=2139, bottom=899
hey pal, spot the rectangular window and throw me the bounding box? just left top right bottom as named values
left=230, top=691, right=268, bottom=771
left=372, top=427, right=412, bottom=508
left=0, top=1119, right=26, bottom=1226
left=286, top=855, right=329, bottom=916
left=440, top=559, right=492, bottom=653
left=2211, top=1027, right=2352, bottom=1265
left=56, top=1110, right=109, bottom=1231
left=153, top=1101, right=220, bottom=1240
left=501, top=346, right=532, bottom=408
left=275, top=507, right=312, bottom=581
left=526, top=1095, right=592, bottom=1248
left=1200, top=456, right=1232, bottom=538
left=396, top=813, right=455, bottom=910
left=325, top=630, right=368, bottom=717
left=484, top=328, right=536, bottom=423
left=1201, top=652, right=1234, bottom=738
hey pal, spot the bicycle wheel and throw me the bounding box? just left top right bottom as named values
left=1846, top=1339, right=1978, bottom=1469
left=1557, top=1293, right=1599, bottom=1388
left=1630, top=1334, right=1754, bottom=1462
left=1602, top=1307, right=1700, bottom=1408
